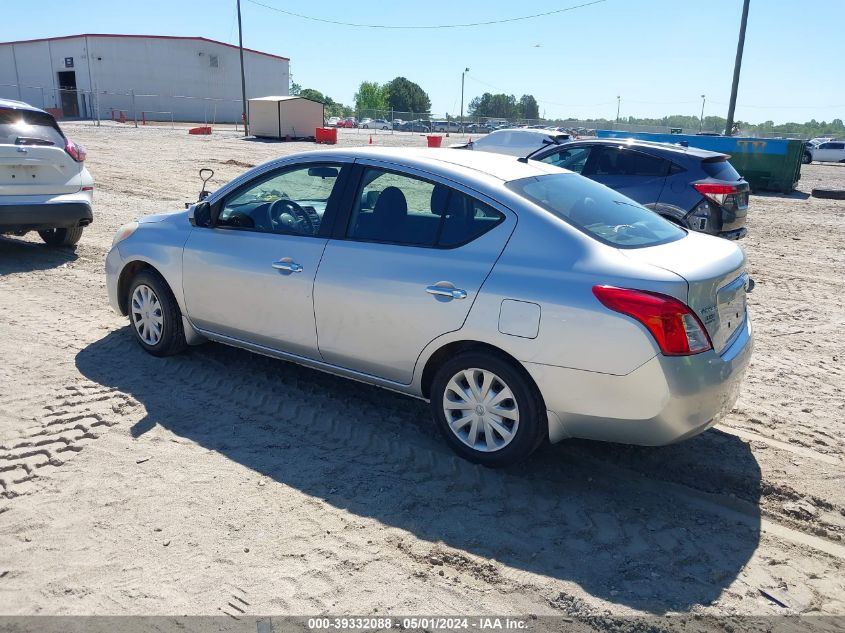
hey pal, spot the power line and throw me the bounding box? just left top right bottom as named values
left=245, top=0, right=607, bottom=29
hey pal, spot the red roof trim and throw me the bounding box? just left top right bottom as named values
left=0, top=33, right=289, bottom=62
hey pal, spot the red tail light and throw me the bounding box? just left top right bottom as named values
left=65, top=138, right=87, bottom=162
left=693, top=183, right=739, bottom=195
left=592, top=286, right=712, bottom=356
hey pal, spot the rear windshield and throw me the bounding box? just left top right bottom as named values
left=506, top=173, right=686, bottom=248
left=0, top=107, right=64, bottom=147
left=702, top=158, right=741, bottom=181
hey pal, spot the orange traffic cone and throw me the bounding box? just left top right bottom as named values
left=369, top=135, right=373, bottom=145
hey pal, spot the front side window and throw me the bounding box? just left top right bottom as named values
left=539, top=146, right=593, bottom=174
left=217, top=164, right=342, bottom=236
left=347, top=168, right=504, bottom=248
left=506, top=173, right=685, bottom=248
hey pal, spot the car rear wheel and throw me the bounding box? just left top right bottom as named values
left=430, top=351, right=546, bottom=467
left=38, top=226, right=83, bottom=246
left=127, top=270, right=187, bottom=357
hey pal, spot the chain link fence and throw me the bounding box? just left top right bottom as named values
left=2, top=83, right=807, bottom=139
left=1, top=83, right=246, bottom=129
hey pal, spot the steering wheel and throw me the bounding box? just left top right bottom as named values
left=268, top=198, right=316, bottom=234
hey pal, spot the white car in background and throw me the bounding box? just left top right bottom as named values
left=453, top=128, right=570, bottom=158
left=0, top=99, right=93, bottom=246
left=455, top=128, right=571, bottom=157
left=804, top=140, right=845, bottom=164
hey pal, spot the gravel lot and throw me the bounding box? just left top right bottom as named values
left=0, top=123, right=843, bottom=620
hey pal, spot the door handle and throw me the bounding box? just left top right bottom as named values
left=426, top=285, right=467, bottom=300
left=272, top=260, right=303, bottom=273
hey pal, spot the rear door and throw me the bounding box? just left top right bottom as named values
left=313, top=162, right=515, bottom=384
left=0, top=106, right=83, bottom=196
left=582, top=145, right=671, bottom=206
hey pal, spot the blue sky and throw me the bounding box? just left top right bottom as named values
left=3, top=0, right=842, bottom=123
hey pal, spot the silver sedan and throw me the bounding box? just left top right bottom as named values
left=105, top=147, right=753, bottom=467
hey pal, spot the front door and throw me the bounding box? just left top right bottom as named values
left=314, top=165, right=515, bottom=384
left=182, top=162, right=348, bottom=359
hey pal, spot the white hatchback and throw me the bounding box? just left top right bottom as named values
left=0, top=99, right=93, bottom=246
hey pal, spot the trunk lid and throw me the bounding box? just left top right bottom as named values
left=1, top=104, right=82, bottom=196
left=0, top=144, right=83, bottom=195
left=621, top=231, right=748, bottom=353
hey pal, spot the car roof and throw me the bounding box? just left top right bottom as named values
left=0, top=98, right=49, bottom=114
left=563, top=137, right=726, bottom=159
left=267, top=147, right=563, bottom=183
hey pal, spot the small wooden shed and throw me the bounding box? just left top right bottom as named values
left=248, top=95, right=324, bottom=139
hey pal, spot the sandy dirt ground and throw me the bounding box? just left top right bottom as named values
left=0, top=123, right=843, bottom=622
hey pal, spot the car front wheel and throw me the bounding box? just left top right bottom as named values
left=803, top=152, right=812, bottom=164
left=39, top=226, right=83, bottom=246
left=430, top=351, right=546, bottom=467
left=127, top=270, right=187, bottom=356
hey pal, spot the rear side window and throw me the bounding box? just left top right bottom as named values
left=506, top=173, right=685, bottom=248
left=588, top=147, right=669, bottom=177
left=0, top=107, right=64, bottom=147
left=347, top=168, right=504, bottom=248
left=701, top=158, right=741, bottom=180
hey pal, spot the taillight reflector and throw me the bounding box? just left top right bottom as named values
left=693, top=182, right=739, bottom=195
left=592, top=285, right=712, bottom=356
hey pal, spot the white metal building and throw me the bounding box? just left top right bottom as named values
left=0, top=34, right=290, bottom=123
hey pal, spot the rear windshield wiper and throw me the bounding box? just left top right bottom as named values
left=15, top=137, right=55, bottom=146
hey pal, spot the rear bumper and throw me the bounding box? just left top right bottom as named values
left=0, top=192, right=93, bottom=232
left=526, top=315, right=753, bottom=446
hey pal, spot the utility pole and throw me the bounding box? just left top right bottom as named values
left=725, top=0, right=750, bottom=136
left=700, top=94, right=706, bottom=132
left=616, top=95, right=621, bottom=124
left=237, top=0, right=249, bottom=135
left=460, top=67, right=469, bottom=134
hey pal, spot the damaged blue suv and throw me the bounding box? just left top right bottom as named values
left=528, top=138, right=749, bottom=239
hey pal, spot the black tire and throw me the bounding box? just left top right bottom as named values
left=811, top=188, right=845, bottom=200
left=38, top=226, right=83, bottom=246
left=430, top=351, right=546, bottom=468
left=126, top=270, right=187, bottom=357
left=802, top=152, right=812, bottom=164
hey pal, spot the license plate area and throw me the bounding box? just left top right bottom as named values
left=1, top=165, right=39, bottom=185
left=717, top=273, right=748, bottom=347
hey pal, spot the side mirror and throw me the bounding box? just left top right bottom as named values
left=189, top=201, right=212, bottom=227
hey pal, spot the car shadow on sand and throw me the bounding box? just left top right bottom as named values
left=76, top=329, right=762, bottom=614
left=0, top=236, right=79, bottom=274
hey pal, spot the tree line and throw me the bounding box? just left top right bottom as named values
left=290, top=79, right=842, bottom=136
